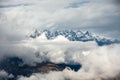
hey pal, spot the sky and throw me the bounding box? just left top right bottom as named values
left=0, top=0, right=120, bottom=42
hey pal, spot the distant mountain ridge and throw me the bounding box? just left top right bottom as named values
left=30, top=29, right=120, bottom=46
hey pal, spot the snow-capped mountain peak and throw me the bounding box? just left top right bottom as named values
left=30, top=30, right=120, bottom=46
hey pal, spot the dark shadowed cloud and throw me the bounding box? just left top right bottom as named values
left=113, top=0, right=120, bottom=5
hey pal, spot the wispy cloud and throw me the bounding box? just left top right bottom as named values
left=66, top=1, right=90, bottom=8
left=0, top=3, right=31, bottom=8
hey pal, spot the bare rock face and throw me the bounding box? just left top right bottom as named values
left=32, top=63, right=64, bottom=73
left=0, top=57, right=81, bottom=80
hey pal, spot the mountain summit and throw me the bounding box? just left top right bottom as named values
left=30, top=30, right=119, bottom=46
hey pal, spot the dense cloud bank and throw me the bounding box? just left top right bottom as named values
left=0, top=39, right=97, bottom=65
left=18, top=43, right=120, bottom=80
left=17, top=42, right=120, bottom=80
left=0, top=37, right=120, bottom=80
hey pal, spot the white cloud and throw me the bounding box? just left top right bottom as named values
left=0, top=70, right=14, bottom=79
left=0, top=0, right=119, bottom=41
left=0, top=70, right=8, bottom=78
left=18, top=43, right=120, bottom=80
left=0, top=38, right=97, bottom=65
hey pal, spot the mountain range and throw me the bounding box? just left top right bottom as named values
left=30, top=29, right=120, bottom=46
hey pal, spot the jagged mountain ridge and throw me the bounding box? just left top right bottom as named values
left=30, top=29, right=120, bottom=46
